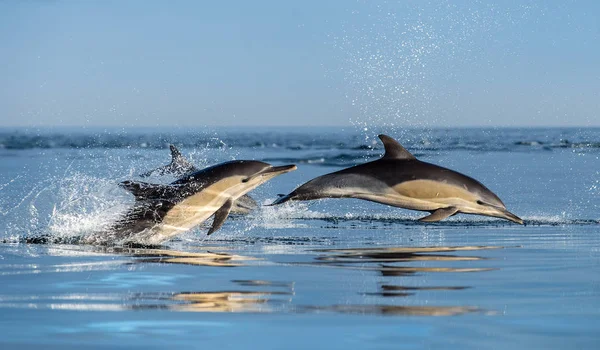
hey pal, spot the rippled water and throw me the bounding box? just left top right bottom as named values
left=0, top=127, right=599, bottom=349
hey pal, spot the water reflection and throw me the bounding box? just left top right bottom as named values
left=314, top=245, right=504, bottom=254
left=118, top=248, right=258, bottom=267
left=0, top=291, right=483, bottom=316
left=307, top=245, right=500, bottom=276
left=0, top=246, right=258, bottom=276
left=364, top=284, right=471, bottom=297
left=378, top=265, right=494, bottom=276
left=0, top=244, right=504, bottom=316
left=232, top=279, right=294, bottom=288
left=302, top=305, right=481, bottom=316
left=171, top=290, right=292, bottom=313
left=380, top=284, right=470, bottom=291
left=0, top=279, right=295, bottom=313
left=306, top=245, right=500, bottom=309
left=363, top=285, right=470, bottom=297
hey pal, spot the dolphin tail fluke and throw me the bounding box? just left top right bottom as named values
left=208, top=199, right=234, bottom=235
left=418, top=207, right=459, bottom=222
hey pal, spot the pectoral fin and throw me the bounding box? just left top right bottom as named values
left=208, top=198, right=234, bottom=235
left=418, top=207, right=459, bottom=222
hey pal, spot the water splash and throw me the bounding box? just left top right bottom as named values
left=0, top=172, right=131, bottom=244
left=45, top=174, right=130, bottom=242
left=330, top=1, right=540, bottom=134
left=249, top=201, right=330, bottom=230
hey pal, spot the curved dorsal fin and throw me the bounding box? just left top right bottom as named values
left=169, top=144, right=183, bottom=161
left=378, top=134, right=416, bottom=160
left=169, top=144, right=195, bottom=170
left=139, top=145, right=197, bottom=178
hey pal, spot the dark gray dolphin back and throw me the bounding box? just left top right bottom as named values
left=271, top=135, right=411, bottom=204
left=173, top=160, right=271, bottom=186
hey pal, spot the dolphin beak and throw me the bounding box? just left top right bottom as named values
left=267, top=164, right=297, bottom=174
left=499, top=209, right=524, bottom=225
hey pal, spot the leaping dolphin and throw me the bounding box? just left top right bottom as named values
left=270, top=134, right=523, bottom=224
left=102, top=160, right=296, bottom=245
left=139, top=144, right=258, bottom=214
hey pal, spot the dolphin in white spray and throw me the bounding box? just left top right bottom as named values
left=105, top=160, right=296, bottom=245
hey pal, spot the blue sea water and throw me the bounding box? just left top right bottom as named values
left=0, top=127, right=599, bottom=349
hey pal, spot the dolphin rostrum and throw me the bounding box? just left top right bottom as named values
left=271, top=134, right=523, bottom=224
left=104, top=160, right=296, bottom=245
left=140, top=144, right=258, bottom=214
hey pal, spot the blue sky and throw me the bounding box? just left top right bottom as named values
left=0, top=0, right=598, bottom=127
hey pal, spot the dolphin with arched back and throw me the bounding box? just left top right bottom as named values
left=270, top=134, right=523, bottom=224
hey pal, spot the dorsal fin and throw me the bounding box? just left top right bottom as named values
left=168, top=144, right=195, bottom=171
left=139, top=145, right=197, bottom=178
left=169, top=144, right=183, bottom=161
left=378, top=134, right=416, bottom=160
left=119, top=180, right=172, bottom=200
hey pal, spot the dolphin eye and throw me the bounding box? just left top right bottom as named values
left=477, top=200, right=485, bottom=205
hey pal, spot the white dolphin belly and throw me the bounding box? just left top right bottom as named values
left=333, top=179, right=483, bottom=213
left=138, top=176, right=265, bottom=244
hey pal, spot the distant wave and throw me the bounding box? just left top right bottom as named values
left=1, top=128, right=598, bottom=152
left=514, top=140, right=600, bottom=149
left=263, top=153, right=382, bottom=167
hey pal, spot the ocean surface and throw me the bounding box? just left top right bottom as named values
left=0, top=127, right=599, bottom=349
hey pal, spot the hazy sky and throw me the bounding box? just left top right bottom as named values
left=0, top=0, right=598, bottom=127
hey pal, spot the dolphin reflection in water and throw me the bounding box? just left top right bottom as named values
left=4, top=245, right=494, bottom=316
left=271, top=134, right=523, bottom=224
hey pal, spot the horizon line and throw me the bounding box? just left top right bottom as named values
left=1, top=124, right=599, bottom=130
